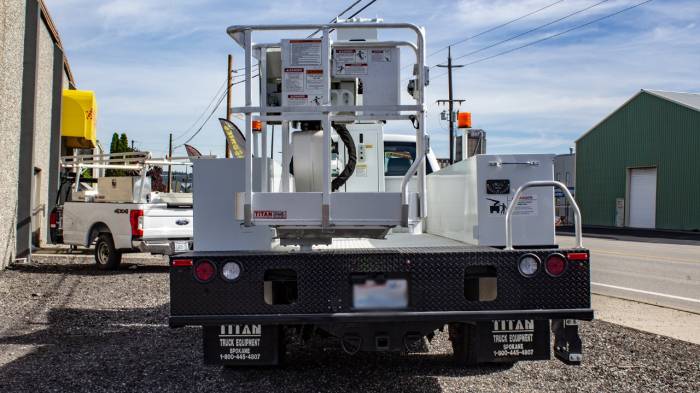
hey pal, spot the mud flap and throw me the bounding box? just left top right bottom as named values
left=203, top=324, right=283, bottom=366
left=475, top=319, right=551, bottom=363
left=552, top=319, right=582, bottom=365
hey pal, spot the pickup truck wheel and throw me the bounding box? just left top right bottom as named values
left=95, top=233, right=122, bottom=270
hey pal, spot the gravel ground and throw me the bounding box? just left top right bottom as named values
left=0, top=256, right=698, bottom=393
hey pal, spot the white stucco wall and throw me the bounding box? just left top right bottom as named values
left=33, top=21, right=55, bottom=246
left=0, top=0, right=26, bottom=267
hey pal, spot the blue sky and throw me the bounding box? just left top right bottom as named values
left=46, top=0, right=700, bottom=158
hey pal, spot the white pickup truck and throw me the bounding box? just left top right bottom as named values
left=52, top=192, right=193, bottom=270
left=52, top=152, right=194, bottom=269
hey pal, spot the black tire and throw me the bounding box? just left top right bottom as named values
left=449, top=323, right=477, bottom=366
left=94, top=233, right=122, bottom=270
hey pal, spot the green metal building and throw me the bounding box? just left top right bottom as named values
left=575, top=90, right=700, bottom=231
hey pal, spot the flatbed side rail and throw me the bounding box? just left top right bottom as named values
left=505, top=180, right=582, bottom=250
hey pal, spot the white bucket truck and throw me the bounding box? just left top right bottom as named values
left=168, top=20, right=590, bottom=368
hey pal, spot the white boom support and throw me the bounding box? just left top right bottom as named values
left=226, top=22, right=427, bottom=235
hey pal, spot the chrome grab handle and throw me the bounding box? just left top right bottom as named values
left=400, top=135, right=429, bottom=227
left=505, top=180, right=582, bottom=250
left=400, top=153, right=424, bottom=227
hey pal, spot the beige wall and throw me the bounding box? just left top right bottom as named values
left=33, top=22, right=55, bottom=246
left=0, top=1, right=69, bottom=267
left=0, top=0, right=26, bottom=267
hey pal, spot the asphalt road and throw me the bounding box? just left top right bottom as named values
left=558, top=235, right=700, bottom=314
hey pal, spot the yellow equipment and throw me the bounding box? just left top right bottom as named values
left=61, top=90, right=97, bottom=148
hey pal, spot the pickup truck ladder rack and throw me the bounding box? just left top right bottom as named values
left=60, top=152, right=195, bottom=194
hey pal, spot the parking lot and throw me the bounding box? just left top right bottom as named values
left=0, top=255, right=698, bottom=393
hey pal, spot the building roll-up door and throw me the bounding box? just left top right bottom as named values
left=628, top=168, right=657, bottom=228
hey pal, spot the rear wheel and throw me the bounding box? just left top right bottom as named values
left=94, top=233, right=122, bottom=270
left=449, top=323, right=477, bottom=366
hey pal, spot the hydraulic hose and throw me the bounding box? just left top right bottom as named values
left=331, top=123, right=357, bottom=192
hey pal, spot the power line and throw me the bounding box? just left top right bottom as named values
left=345, top=0, right=378, bottom=20
left=178, top=0, right=377, bottom=148
left=308, top=0, right=364, bottom=37
left=309, top=0, right=380, bottom=37
left=445, top=0, right=612, bottom=67
left=173, top=66, right=257, bottom=142
left=426, top=0, right=566, bottom=62
left=172, top=77, right=227, bottom=141
left=432, top=0, right=654, bottom=80
left=175, top=75, right=259, bottom=148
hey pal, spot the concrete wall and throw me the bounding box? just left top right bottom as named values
left=32, top=21, right=55, bottom=246
left=0, top=0, right=26, bottom=267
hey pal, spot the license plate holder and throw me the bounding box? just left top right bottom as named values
left=353, top=278, right=408, bottom=310
left=173, top=241, right=189, bottom=252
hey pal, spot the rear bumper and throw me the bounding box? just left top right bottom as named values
left=169, top=308, right=594, bottom=327
left=134, top=239, right=192, bottom=255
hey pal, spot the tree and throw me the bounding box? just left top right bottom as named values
left=119, top=133, right=130, bottom=153
left=107, top=132, right=133, bottom=176
left=109, top=133, right=120, bottom=154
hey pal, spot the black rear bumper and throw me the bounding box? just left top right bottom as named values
left=169, top=308, right=594, bottom=327
left=170, top=247, right=592, bottom=323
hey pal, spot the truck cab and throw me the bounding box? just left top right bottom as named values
left=383, top=133, right=441, bottom=193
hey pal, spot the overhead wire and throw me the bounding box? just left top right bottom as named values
left=431, top=0, right=655, bottom=80
left=173, top=65, right=258, bottom=142
left=171, top=77, right=227, bottom=141
left=445, top=0, right=612, bottom=66
left=407, top=0, right=566, bottom=70
left=176, top=0, right=377, bottom=149
left=175, top=74, right=259, bottom=148
left=308, top=0, right=364, bottom=37
left=309, top=0, right=380, bottom=37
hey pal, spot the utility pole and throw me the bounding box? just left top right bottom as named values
left=131, top=140, right=134, bottom=150
left=436, top=46, right=464, bottom=164
left=167, top=133, right=173, bottom=192
left=225, top=54, right=233, bottom=158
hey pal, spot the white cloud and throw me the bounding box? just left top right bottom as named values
left=44, top=0, right=700, bottom=157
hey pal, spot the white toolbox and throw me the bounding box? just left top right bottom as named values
left=427, top=154, right=556, bottom=247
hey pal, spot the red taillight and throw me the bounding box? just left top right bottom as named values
left=194, top=260, right=216, bottom=282
left=545, top=253, right=567, bottom=277
left=129, top=209, right=144, bottom=237
left=567, top=252, right=589, bottom=261
left=172, top=259, right=193, bottom=267
left=49, top=210, right=58, bottom=228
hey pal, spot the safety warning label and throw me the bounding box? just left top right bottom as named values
left=282, top=39, right=325, bottom=107
left=288, top=39, right=322, bottom=67
left=512, top=194, right=538, bottom=216
left=283, top=68, right=304, bottom=92
left=371, top=49, right=392, bottom=62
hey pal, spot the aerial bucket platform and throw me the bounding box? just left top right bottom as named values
left=225, top=20, right=429, bottom=245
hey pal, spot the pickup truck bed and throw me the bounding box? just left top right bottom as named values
left=59, top=201, right=193, bottom=269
